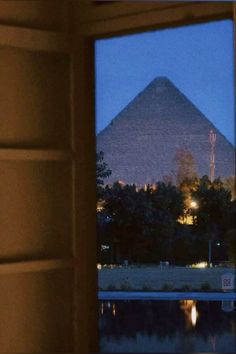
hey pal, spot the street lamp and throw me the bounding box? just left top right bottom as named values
left=190, top=200, right=198, bottom=209
left=208, top=239, right=212, bottom=267
left=208, top=241, right=221, bottom=267
left=189, top=200, right=198, bottom=224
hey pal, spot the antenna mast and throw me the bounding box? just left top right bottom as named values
left=209, top=129, right=216, bottom=182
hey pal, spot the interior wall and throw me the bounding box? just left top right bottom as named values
left=0, top=1, right=77, bottom=353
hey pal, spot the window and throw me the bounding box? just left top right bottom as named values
left=88, top=2, right=233, bottom=352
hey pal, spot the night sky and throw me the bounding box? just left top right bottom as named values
left=95, top=20, right=234, bottom=145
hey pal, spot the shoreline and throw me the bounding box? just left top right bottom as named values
left=98, top=265, right=236, bottom=292
left=98, top=290, right=236, bottom=301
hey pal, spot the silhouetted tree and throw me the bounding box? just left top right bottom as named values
left=174, top=148, right=198, bottom=186
left=192, top=176, right=235, bottom=262
left=96, top=151, right=112, bottom=186
left=174, top=148, right=198, bottom=213
left=223, top=175, right=236, bottom=200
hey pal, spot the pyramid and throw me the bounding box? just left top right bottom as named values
left=96, top=77, right=235, bottom=185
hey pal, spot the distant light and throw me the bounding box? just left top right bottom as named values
left=216, top=242, right=221, bottom=246
left=190, top=200, right=198, bottom=209
left=191, top=261, right=208, bottom=268
left=101, top=244, right=110, bottom=251
left=97, top=263, right=102, bottom=269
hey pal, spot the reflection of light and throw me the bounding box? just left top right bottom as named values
left=209, top=335, right=216, bottom=352
left=112, top=303, right=116, bottom=316
left=191, top=261, right=208, bottom=268
left=180, top=300, right=199, bottom=328
left=221, top=300, right=235, bottom=312
left=191, top=303, right=198, bottom=326
left=101, top=302, right=104, bottom=315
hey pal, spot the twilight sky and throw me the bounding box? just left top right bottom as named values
left=95, top=20, right=234, bottom=145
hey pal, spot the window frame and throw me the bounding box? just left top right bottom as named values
left=72, top=2, right=235, bottom=353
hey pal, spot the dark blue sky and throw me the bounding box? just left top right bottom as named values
left=95, top=20, right=234, bottom=145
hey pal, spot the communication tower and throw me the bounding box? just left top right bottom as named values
left=209, top=129, right=216, bottom=182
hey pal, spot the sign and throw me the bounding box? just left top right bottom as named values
left=221, top=273, right=235, bottom=291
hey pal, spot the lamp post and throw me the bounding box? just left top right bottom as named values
left=208, top=239, right=212, bottom=267
left=208, top=240, right=221, bottom=267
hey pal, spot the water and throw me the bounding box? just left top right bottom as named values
left=99, top=299, right=236, bottom=353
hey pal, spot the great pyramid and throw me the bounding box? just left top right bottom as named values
left=97, top=77, right=235, bottom=185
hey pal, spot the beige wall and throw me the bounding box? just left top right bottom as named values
left=0, top=1, right=234, bottom=353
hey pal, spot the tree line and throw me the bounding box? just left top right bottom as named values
left=96, top=151, right=235, bottom=265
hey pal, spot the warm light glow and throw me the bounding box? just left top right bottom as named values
left=190, top=200, right=198, bottom=209
left=178, top=214, right=194, bottom=225
left=191, top=303, right=198, bottom=326
left=180, top=300, right=199, bottom=328
left=112, top=303, right=116, bottom=316
left=97, top=263, right=102, bottom=269
left=191, top=261, right=208, bottom=268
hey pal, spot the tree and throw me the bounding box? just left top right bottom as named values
left=174, top=148, right=198, bottom=186
left=224, top=228, right=236, bottom=263
left=150, top=182, right=184, bottom=262
left=223, top=175, right=236, bottom=200
left=192, top=176, right=232, bottom=230
left=96, top=151, right=112, bottom=202
left=174, top=148, right=198, bottom=213
left=96, top=151, right=112, bottom=187
left=99, top=181, right=185, bottom=264
left=101, top=182, right=152, bottom=262
left=192, top=176, right=235, bottom=262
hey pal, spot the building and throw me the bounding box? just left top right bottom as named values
left=97, top=77, right=235, bottom=185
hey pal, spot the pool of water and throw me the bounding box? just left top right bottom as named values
left=99, top=299, right=236, bottom=353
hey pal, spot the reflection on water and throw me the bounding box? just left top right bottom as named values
left=180, top=300, right=198, bottom=328
left=99, top=299, right=236, bottom=353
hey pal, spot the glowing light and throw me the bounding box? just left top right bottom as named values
left=101, top=244, right=110, bottom=251
left=112, top=303, right=116, bottom=316
left=180, top=300, right=199, bottom=328
left=191, top=303, right=198, bottom=326
left=97, top=263, right=102, bottom=269
left=190, top=200, right=198, bottom=209
left=191, top=261, right=208, bottom=268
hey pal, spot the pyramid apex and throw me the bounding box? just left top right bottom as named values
left=149, top=76, right=173, bottom=86
left=153, top=76, right=171, bottom=82
left=143, top=77, right=176, bottom=94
